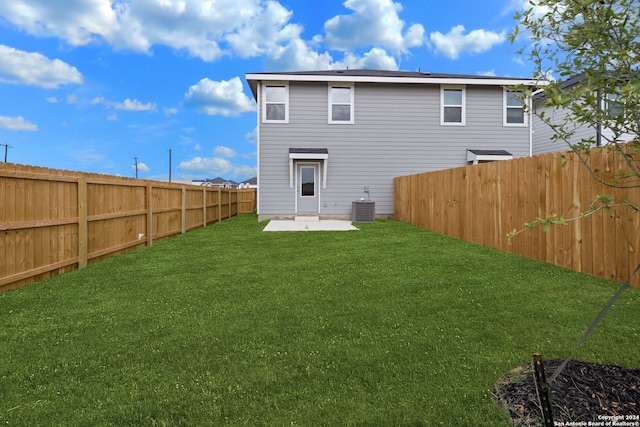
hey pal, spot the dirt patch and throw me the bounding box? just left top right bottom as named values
left=494, top=359, right=640, bottom=426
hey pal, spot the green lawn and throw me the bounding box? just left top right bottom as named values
left=1, top=214, right=638, bottom=426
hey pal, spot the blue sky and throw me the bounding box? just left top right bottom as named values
left=0, top=0, right=535, bottom=182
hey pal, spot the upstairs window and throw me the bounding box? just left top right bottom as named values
left=504, top=89, right=527, bottom=126
left=263, top=83, right=288, bottom=123
left=441, top=86, right=465, bottom=125
left=329, top=84, right=354, bottom=124
left=606, top=93, right=624, bottom=117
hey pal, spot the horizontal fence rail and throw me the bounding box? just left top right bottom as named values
left=394, top=144, right=640, bottom=289
left=0, top=163, right=257, bottom=292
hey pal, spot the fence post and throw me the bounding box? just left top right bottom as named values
left=181, top=186, right=187, bottom=234
left=77, top=175, right=88, bottom=268
left=532, top=353, right=554, bottom=427
left=146, top=183, right=153, bottom=247
left=218, top=187, right=221, bottom=222
left=203, top=187, right=207, bottom=227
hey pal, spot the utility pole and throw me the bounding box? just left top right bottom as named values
left=167, top=148, right=172, bottom=183
left=133, top=157, right=139, bottom=179
left=1, top=143, right=13, bottom=162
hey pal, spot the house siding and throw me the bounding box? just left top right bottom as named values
left=532, top=98, right=637, bottom=155
left=258, top=80, right=531, bottom=219
left=532, top=101, right=594, bottom=155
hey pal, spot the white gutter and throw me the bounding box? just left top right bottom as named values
left=245, top=73, right=544, bottom=87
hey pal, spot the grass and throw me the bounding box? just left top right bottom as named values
left=1, top=214, right=639, bottom=426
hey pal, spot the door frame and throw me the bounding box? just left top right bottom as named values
left=295, top=161, right=321, bottom=214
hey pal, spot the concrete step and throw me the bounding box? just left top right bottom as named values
left=294, top=216, right=320, bottom=222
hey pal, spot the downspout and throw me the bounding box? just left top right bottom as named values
left=529, top=88, right=544, bottom=157
left=596, top=89, right=602, bottom=146
left=256, top=81, right=261, bottom=215
left=529, top=92, right=533, bottom=157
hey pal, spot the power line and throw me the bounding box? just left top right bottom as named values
left=133, top=157, right=139, bottom=179
left=1, top=143, right=13, bottom=163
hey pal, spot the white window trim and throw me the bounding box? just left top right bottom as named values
left=503, top=88, right=528, bottom=127
left=328, top=83, right=355, bottom=124
left=440, top=85, right=466, bottom=126
left=262, top=81, right=289, bottom=124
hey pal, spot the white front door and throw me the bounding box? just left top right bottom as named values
left=296, top=163, right=319, bottom=214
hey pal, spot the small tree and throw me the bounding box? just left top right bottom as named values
left=509, top=0, right=640, bottom=235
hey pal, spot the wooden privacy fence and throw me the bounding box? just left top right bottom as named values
left=394, top=145, right=640, bottom=289
left=0, top=163, right=257, bottom=293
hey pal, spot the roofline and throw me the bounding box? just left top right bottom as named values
left=245, top=70, right=547, bottom=98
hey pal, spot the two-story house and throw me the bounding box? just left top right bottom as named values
left=532, top=74, right=637, bottom=155
left=245, top=69, right=542, bottom=221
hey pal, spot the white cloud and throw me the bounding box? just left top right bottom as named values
left=115, top=98, right=156, bottom=111
left=520, top=0, right=554, bottom=18
left=0, top=0, right=117, bottom=46
left=214, top=145, right=238, bottom=158
left=0, top=44, right=83, bottom=89
left=112, top=0, right=308, bottom=63
left=0, top=0, right=300, bottom=63
left=337, top=47, right=398, bottom=70
left=429, top=25, right=506, bottom=60
left=178, top=156, right=256, bottom=180
left=225, top=1, right=303, bottom=58
left=91, top=96, right=157, bottom=112
left=478, top=69, right=497, bottom=77
left=164, top=107, right=178, bottom=116
left=265, top=38, right=334, bottom=71
left=132, top=161, right=151, bottom=173
left=324, top=0, right=424, bottom=53
left=194, top=144, right=202, bottom=151
left=0, top=115, right=38, bottom=131
left=107, top=114, right=118, bottom=121
left=245, top=128, right=257, bottom=144
left=46, top=96, right=59, bottom=103
left=513, top=56, right=526, bottom=66
left=178, top=156, right=234, bottom=175
left=184, top=77, right=255, bottom=117
left=67, top=94, right=80, bottom=104
left=0, top=0, right=428, bottom=73
left=233, top=164, right=258, bottom=179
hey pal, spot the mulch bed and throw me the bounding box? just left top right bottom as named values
left=493, top=359, right=640, bottom=426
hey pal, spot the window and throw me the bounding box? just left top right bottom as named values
left=263, top=83, right=288, bottom=123
left=441, top=86, right=465, bottom=125
left=606, top=93, right=624, bottom=117
left=504, top=89, right=526, bottom=126
left=329, top=84, right=354, bottom=124
left=300, top=166, right=315, bottom=197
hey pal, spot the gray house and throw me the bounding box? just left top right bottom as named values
left=245, top=69, right=542, bottom=221
left=532, top=75, right=637, bottom=155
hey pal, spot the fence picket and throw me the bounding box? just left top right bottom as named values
left=0, top=162, right=256, bottom=292
left=394, top=144, right=640, bottom=289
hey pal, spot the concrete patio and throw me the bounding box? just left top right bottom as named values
left=263, top=216, right=358, bottom=232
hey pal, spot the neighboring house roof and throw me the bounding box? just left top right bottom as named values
left=208, top=177, right=238, bottom=185
left=246, top=68, right=545, bottom=99
left=196, top=177, right=239, bottom=187
left=240, top=177, right=257, bottom=186
left=532, top=74, right=585, bottom=102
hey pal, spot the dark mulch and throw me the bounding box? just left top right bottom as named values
left=494, top=359, right=640, bottom=426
